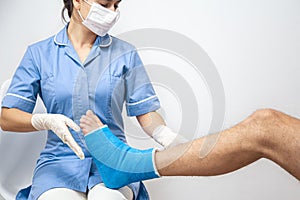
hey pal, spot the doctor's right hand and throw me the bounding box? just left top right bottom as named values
left=31, top=114, right=85, bottom=160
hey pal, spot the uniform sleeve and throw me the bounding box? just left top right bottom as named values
left=125, top=50, right=160, bottom=117
left=1, top=47, right=40, bottom=113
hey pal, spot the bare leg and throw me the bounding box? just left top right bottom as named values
left=156, top=109, right=300, bottom=180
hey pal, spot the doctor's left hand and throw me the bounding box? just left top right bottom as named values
left=31, top=113, right=85, bottom=160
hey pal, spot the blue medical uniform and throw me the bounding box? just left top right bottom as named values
left=1, top=25, right=160, bottom=200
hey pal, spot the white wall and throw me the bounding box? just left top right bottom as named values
left=0, top=0, right=300, bottom=199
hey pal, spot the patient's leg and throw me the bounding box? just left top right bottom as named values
left=156, top=109, right=300, bottom=180
left=80, top=109, right=300, bottom=189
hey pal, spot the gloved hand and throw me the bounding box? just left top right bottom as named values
left=152, top=125, right=188, bottom=148
left=31, top=114, right=85, bottom=160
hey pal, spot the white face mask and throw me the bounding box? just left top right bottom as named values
left=78, top=0, right=120, bottom=36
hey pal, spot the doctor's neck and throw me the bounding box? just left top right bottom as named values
left=67, top=17, right=97, bottom=48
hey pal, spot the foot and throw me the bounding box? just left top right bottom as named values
left=80, top=110, right=160, bottom=189
left=80, top=110, right=104, bottom=135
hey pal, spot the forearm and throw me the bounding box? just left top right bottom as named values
left=1, top=107, right=84, bottom=159
left=0, top=107, right=36, bottom=132
left=137, top=112, right=187, bottom=147
left=136, top=112, right=166, bottom=137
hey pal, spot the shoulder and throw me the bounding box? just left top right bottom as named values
left=24, top=35, right=57, bottom=64
left=21, top=35, right=57, bottom=68
left=111, top=36, right=137, bottom=52
left=27, top=35, right=56, bottom=55
left=26, top=25, right=67, bottom=53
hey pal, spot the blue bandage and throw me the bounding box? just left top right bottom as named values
left=84, top=125, right=160, bottom=189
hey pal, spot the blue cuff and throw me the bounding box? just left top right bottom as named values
left=126, top=96, right=160, bottom=117
left=1, top=94, right=35, bottom=113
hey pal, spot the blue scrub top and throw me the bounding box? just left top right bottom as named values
left=2, top=25, right=160, bottom=200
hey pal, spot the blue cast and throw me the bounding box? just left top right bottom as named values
left=85, top=125, right=160, bottom=189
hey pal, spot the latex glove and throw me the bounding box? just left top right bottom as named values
left=137, top=112, right=187, bottom=148
left=152, top=125, right=188, bottom=148
left=31, top=114, right=85, bottom=160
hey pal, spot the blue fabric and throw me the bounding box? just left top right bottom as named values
left=85, top=126, right=159, bottom=189
left=2, top=24, right=160, bottom=200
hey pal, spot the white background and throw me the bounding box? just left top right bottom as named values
left=0, top=0, right=300, bottom=199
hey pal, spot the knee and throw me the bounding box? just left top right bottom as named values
left=248, top=109, right=282, bottom=138
left=250, top=108, right=283, bottom=142
left=245, top=109, right=280, bottom=155
left=250, top=108, right=280, bottom=123
left=88, top=184, right=130, bottom=200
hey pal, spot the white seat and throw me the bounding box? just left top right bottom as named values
left=0, top=79, right=47, bottom=200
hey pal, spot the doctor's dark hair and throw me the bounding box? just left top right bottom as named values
left=61, top=0, right=74, bottom=22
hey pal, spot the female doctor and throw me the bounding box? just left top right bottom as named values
left=0, top=0, right=180, bottom=199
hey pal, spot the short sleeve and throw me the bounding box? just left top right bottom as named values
left=1, top=47, right=40, bottom=113
left=125, top=50, right=160, bottom=117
